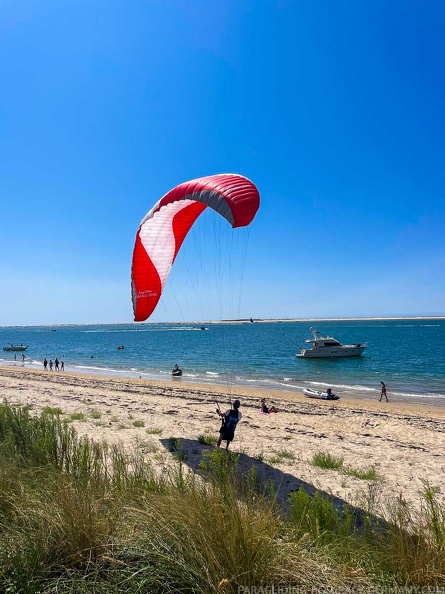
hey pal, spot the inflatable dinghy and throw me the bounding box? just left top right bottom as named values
left=303, top=388, right=339, bottom=400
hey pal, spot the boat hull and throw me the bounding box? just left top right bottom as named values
left=296, top=346, right=366, bottom=358
left=3, top=346, right=28, bottom=352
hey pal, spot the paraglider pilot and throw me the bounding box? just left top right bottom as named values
left=216, top=400, right=242, bottom=450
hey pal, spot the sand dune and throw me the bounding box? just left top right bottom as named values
left=1, top=365, right=444, bottom=511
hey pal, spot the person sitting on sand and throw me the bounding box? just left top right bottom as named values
left=260, top=398, right=279, bottom=413
left=379, top=381, right=388, bottom=402
left=217, top=400, right=242, bottom=450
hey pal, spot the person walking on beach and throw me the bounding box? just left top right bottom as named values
left=54, top=358, right=59, bottom=371
left=61, top=360, right=64, bottom=371
left=379, top=381, right=388, bottom=402
left=21, top=353, right=25, bottom=363
left=49, top=360, right=53, bottom=371
left=43, top=358, right=48, bottom=370
left=217, top=400, right=242, bottom=450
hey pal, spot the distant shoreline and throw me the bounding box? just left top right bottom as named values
left=1, top=315, right=445, bottom=328
left=219, top=316, right=445, bottom=323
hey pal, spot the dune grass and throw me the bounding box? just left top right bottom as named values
left=146, top=426, right=163, bottom=435
left=65, top=411, right=86, bottom=422
left=41, top=406, right=63, bottom=416
left=343, top=464, right=381, bottom=481
left=0, top=401, right=444, bottom=592
left=312, top=450, right=382, bottom=481
left=197, top=431, right=218, bottom=445
left=311, top=450, right=344, bottom=469
left=269, top=448, right=296, bottom=465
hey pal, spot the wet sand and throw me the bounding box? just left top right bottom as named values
left=1, top=365, right=444, bottom=510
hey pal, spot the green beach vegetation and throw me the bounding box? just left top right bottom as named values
left=268, top=448, right=296, bottom=465
left=311, top=450, right=344, bottom=470
left=132, top=419, right=145, bottom=428
left=197, top=431, right=218, bottom=445
left=0, top=401, right=444, bottom=593
left=65, top=411, right=86, bottom=423
left=145, top=426, right=163, bottom=435
left=311, top=450, right=383, bottom=481
left=41, top=406, right=63, bottom=416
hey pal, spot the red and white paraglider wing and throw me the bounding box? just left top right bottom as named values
left=131, top=173, right=260, bottom=322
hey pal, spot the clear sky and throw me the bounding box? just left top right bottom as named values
left=1, top=0, right=444, bottom=326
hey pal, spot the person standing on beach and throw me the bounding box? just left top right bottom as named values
left=54, top=358, right=59, bottom=371
left=61, top=360, right=65, bottom=371
left=217, top=400, right=242, bottom=450
left=49, top=360, right=53, bottom=371
left=379, top=381, right=388, bottom=402
left=43, top=358, right=48, bottom=370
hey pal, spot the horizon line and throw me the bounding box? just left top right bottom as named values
left=1, top=315, right=445, bottom=329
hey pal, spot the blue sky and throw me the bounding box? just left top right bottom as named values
left=1, top=0, right=444, bottom=325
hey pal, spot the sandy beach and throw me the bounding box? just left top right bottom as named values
left=1, top=365, right=444, bottom=512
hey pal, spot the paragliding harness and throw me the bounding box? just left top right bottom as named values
left=216, top=401, right=240, bottom=442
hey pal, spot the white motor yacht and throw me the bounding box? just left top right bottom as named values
left=296, top=327, right=367, bottom=358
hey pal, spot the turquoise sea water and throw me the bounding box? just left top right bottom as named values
left=1, top=319, right=444, bottom=404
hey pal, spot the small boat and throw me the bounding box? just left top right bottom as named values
left=3, top=344, right=28, bottom=352
left=296, top=327, right=367, bottom=358
left=117, top=345, right=125, bottom=350
left=303, top=388, right=340, bottom=400
left=172, top=365, right=183, bottom=376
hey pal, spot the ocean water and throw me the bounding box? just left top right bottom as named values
left=1, top=319, right=444, bottom=404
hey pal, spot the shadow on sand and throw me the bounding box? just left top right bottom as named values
left=160, top=437, right=380, bottom=530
